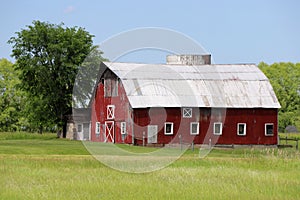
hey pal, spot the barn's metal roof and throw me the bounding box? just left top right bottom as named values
left=102, top=62, right=280, bottom=108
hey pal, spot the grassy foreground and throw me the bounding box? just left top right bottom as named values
left=0, top=133, right=299, bottom=200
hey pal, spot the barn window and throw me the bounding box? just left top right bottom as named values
left=190, top=122, right=199, bottom=135
left=112, top=79, right=118, bottom=97
left=104, top=79, right=112, bottom=97
left=121, top=122, right=126, bottom=135
left=104, top=78, right=118, bottom=97
left=77, top=124, right=83, bottom=133
left=183, top=108, right=192, bottom=118
left=95, top=122, right=100, bottom=134
left=164, top=122, right=174, bottom=135
left=107, top=105, right=115, bottom=119
left=237, top=123, right=246, bottom=136
left=214, top=122, right=222, bottom=135
left=265, top=123, right=274, bottom=136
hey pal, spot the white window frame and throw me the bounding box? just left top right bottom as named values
left=95, top=122, right=100, bottom=134
left=237, top=123, right=246, bottom=136
left=190, top=122, right=199, bottom=135
left=183, top=108, right=192, bottom=118
left=121, top=122, right=126, bottom=135
left=213, top=122, right=222, bottom=135
left=107, top=105, right=115, bottom=119
left=164, top=122, right=174, bottom=135
left=265, top=123, right=274, bottom=136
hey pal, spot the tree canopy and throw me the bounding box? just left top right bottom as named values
left=8, top=20, right=105, bottom=133
left=0, top=59, right=27, bottom=131
left=259, top=62, right=300, bottom=132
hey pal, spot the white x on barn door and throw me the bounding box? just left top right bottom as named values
left=104, top=121, right=114, bottom=143
left=107, top=105, right=115, bottom=119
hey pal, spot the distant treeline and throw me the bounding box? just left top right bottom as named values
left=1, top=58, right=299, bottom=132
left=0, top=21, right=299, bottom=133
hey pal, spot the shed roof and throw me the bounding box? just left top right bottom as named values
left=101, top=62, right=280, bottom=108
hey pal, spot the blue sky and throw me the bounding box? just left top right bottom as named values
left=1, top=0, right=299, bottom=64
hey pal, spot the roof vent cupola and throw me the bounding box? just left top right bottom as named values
left=166, top=54, right=211, bottom=65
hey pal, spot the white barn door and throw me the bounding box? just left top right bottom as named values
left=104, top=121, right=114, bottom=143
left=147, top=125, right=158, bottom=144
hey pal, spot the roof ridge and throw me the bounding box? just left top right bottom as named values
left=103, top=61, right=257, bottom=66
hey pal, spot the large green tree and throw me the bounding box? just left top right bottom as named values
left=0, top=59, right=27, bottom=131
left=8, top=21, right=104, bottom=134
left=259, top=62, right=300, bottom=132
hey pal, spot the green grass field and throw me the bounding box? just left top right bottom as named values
left=0, top=133, right=299, bottom=200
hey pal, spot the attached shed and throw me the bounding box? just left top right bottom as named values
left=66, top=108, right=91, bottom=140
left=90, top=55, right=280, bottom=146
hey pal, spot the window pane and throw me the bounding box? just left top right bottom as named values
left=214, top=123, right=222, bottom=135
left=107, top=105, right=115, bottom=119
left=192, top=124, right=197, bottom=133
left=165, top=123, right=173, bottom=135
left=121, top=122, right=126, bottom=134
left=111, top=79, right=118, bottom=97
left=215, top=124, right=220, bottom=133
left=166, top=124, right=171, bottom=133
left=265, top=124, right=274, bottom=135
left=96, top=122, right=100, bottom=134
left=237, top=123, right=246, bottom=135
left=191, top=123, right=199, bottom=135
left=104, top=79, right=112, bottom=97
left=77, top=124, right=82, bottom=132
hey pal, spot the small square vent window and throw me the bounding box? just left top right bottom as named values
left=183, top=108, right=192, bottom=118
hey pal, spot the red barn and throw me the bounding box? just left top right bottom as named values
left=90, top=55, right=280, bottom=146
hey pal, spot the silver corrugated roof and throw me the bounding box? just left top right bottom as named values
left=103, top=62, right=280, bottom=108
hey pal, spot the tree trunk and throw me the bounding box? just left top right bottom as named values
left=62, top=119, right=67, bottom=138
left=39, top=125, right=43, bottom=134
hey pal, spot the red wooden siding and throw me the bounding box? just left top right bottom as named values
left=91, top=70, right=278, bottom=145
left=132, top=108, right=278, bottom=145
